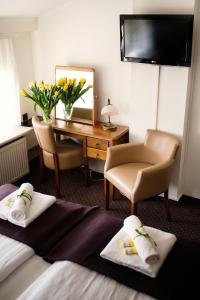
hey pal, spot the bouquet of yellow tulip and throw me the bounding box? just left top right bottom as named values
left=57, top=77, right=93, bottom=119
left=20, top=81, right=61, bottom=123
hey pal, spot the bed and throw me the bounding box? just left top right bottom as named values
left=0, top=184, right=198, bottom=300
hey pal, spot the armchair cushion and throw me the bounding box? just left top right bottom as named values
left=105, top=162, right=152, bottom=201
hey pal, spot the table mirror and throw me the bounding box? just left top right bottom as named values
left=55, top=66, right=96, bottom=125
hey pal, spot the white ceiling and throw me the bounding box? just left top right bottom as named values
left=0, top=0, right=69, bottom=17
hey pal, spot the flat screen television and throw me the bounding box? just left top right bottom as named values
left=120, top=15, right=194, bottom=67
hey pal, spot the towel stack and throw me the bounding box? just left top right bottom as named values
left=100, top=215, right=177, bottom=278
left=0, top=183, right=56, bottom=228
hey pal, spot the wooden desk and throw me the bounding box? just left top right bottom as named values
left=52, top=119, right=129, bottom=161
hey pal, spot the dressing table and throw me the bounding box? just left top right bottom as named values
left=53, top=66, right=129, bottom=162
left=52, top=119, right=129, bottom=161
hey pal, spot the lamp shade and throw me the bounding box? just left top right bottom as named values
left=101, top=99, right=118, bottom=116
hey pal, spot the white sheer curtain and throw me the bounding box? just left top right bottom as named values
left=0, top=39, right=20, bottom=128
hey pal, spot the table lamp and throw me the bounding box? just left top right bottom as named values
left=101, top=98, right=118, bottom=130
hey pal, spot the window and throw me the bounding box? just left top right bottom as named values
left=0, top=39, right=20, bottom=129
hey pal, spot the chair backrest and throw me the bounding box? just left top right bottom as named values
left=32, top=116, right=56, bottom=154
left=144, top=129, right=179, bottom=164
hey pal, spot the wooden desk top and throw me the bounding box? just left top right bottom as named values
left=52, top=119, right=129, bottom=141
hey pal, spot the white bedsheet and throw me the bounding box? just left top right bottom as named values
left=0, top=255, right=49, bottom=300
left=17, top=261, right=155, bottom=300
left=0, top=234, right=155, bottom=300
left=0, top=234, right=34, bottom=282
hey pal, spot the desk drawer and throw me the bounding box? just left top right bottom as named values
left=87, top=147, right=107, bottom=160
left=87, top=137, right=108, bottom=150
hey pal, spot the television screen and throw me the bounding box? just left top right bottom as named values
left=120, top=15, right=194, bottom=67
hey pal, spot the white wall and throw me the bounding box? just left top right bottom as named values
left=31, top=0, right=195, bottom=199
left=182, top=0, right=200, bottom=198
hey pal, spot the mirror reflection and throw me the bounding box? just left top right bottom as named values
left=55, top=66, right=95, bottom=125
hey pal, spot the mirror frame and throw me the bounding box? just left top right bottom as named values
left=54, top=65, right=97, bottom=126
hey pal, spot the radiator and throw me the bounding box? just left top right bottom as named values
left=0, top=137, right=29, bottom=185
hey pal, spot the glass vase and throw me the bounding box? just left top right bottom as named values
left=42, top=111, right=52, bottom=124
left=64, top=104, right=73, bottom=120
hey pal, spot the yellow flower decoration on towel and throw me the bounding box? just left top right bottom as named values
left=3, top=197, right=14, bottom=208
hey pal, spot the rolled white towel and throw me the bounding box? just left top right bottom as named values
left=10, top=183, right=34, bottom=222
left=124, top=215, right=159, bottom=264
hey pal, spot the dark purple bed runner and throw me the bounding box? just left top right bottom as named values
left=0, top=184, right=198, bottom=300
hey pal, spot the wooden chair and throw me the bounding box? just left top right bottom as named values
left=104, top=129, right=179, bottom=220
left=32, top=116, right=88, bottom=197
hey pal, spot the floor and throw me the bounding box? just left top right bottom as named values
left=15, top=158, right=200, bottom=244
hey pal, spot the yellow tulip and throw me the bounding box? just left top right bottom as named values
left=57, top=78, right=64, bottom=86
left=63, top=77, right=67, bottom=84
left=88, top=84, right=93, bottom=88
left=63, top=83, right=68, bottom=92
left=28, top=81, right=36, bottom=88
left=20, top=89, right=28, bottom=97
left=54, top=91, right=59, bottom=96
left=40, top=82, right=45, bottom=89
left=44, top=84, right=49, bottom=90
left=72, top=78, right=77, bottom=85
left=80, top=78, right=86, bottom=83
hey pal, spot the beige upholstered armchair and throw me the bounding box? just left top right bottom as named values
left=104, top=129, right=179, bottom=220
left=32, top=116, right=87, bottom=197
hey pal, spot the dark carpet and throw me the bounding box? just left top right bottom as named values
left=15, top=158, right=200, bottom=244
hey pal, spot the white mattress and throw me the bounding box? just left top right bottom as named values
left=0, top=234, right=155, bottom=300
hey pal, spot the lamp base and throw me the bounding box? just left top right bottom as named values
left=102, top=122, right=117, bottom=131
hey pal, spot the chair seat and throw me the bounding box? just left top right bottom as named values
left=105, top=162, right=152, bottom=201
left=43, top=139, right=84, bottom=170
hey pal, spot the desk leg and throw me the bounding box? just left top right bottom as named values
left=83, top=137, right=90, bottom=186
left=85, top=163, right=90, bottom=187
left=55, top=133, right=61, bottom=142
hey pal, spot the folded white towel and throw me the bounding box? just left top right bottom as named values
left=0, top=193, right=15, bottom=220
left=124, top=216, right=159, bottom=264
left=100, top=226, right=177, bottom=278
left=10, top=183, right=34, bottom=222
left=8, top=191, right=56, bottom=228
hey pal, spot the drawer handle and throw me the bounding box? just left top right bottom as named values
left=96, top=153, right=100, bottom=159
left=96, top=143, right=100, bottom=149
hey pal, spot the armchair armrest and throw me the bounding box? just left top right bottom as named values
left=133, top=159, right=175, bottom=202
left=104, top=143, right=144, bottom=173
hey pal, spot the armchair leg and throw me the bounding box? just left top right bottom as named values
left=164, top=190, right=171, bottom=221
left=104, top=177, right=110, bottom=210
left=109, top=183, right=115, bottom=201
left=131, top=202, right=137, bottom=215
left=53, top=154, right=61, bottom=198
